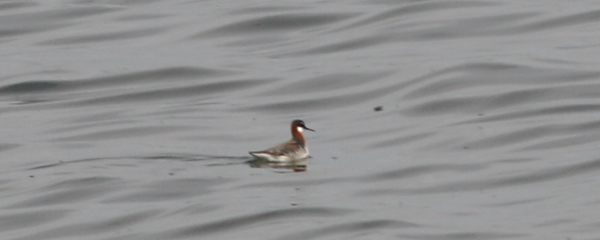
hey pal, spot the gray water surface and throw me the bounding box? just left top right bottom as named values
left=2, top=1, right=600, bottom=239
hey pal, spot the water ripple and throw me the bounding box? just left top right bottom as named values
left=38, top=26, right=166, bottom=45
left=14, top=210, right=161, bottom=240
left=0, top=209, right=68, bottom=232
left=276, top=220, right=419, bottom=240
left=164, top=207, right=351, bottom=238
left=359, top=157, right=600, bottom=195
left=195, top=13, right=357, bottom=38
left=8, top=177, right=120, bottom=208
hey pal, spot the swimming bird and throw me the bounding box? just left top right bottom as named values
left=249, top=119, right=315, bottom=162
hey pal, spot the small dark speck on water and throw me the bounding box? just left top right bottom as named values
left=374, top=106, right=383, bottom=112
left=29, top=175, right=34, bottom=178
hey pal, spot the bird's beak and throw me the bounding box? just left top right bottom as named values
left=304, top=126, right=315, bottom=132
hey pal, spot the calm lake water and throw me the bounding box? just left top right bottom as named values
left=2, top=1, right=600, bottom=239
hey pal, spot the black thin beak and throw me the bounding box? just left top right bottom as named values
left=304, top=126, right=315, bottom=132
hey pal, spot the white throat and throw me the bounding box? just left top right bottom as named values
left=296, top=126, right=304, bottom=133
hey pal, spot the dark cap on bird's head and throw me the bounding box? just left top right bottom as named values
left=292, top=119, right=314, bottom=132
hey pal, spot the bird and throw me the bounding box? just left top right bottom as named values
left=249, top=119, right=315, bottom=162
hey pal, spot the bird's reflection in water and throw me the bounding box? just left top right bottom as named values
left=247, top=158, right=308, bottom=172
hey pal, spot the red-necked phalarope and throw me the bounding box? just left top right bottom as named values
left=249, top=119, right=315, bottom=162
